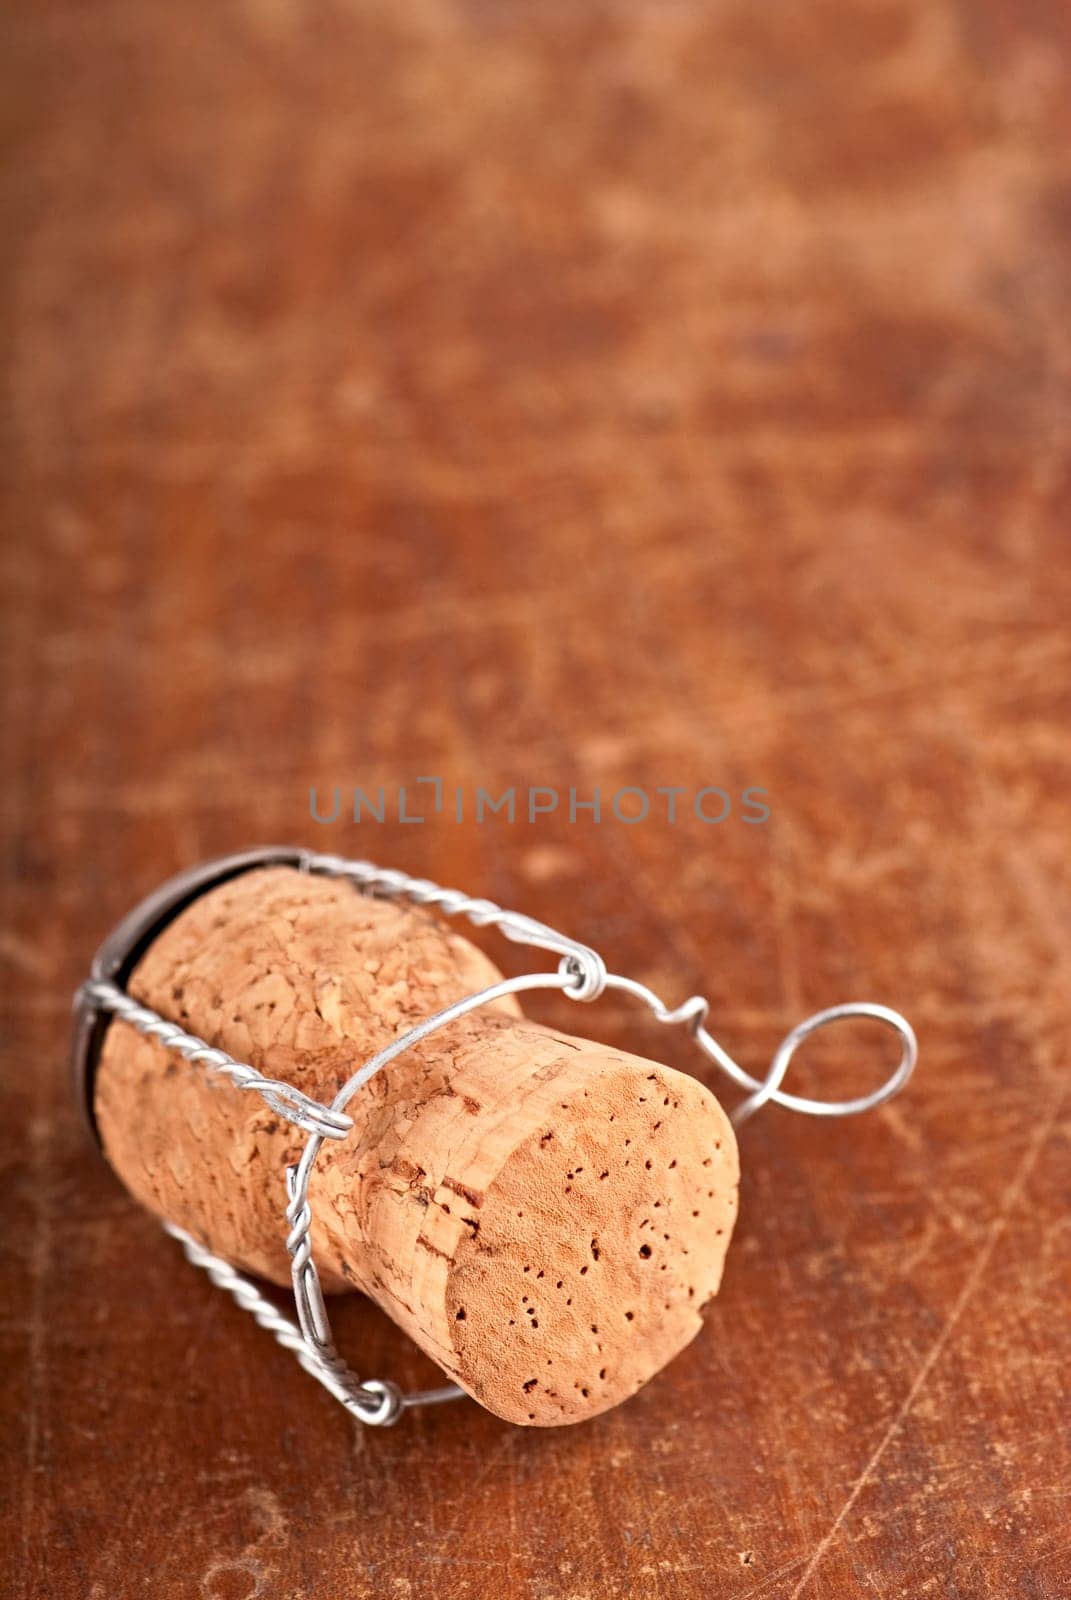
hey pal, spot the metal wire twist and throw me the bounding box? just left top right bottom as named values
left=82, top=979, right=353, bottom=1141
left=299, top=850, right=609, bottom=1000
left=82, top=850, right=917, bottom=1427
left=163, top=1222, right=459, bottom=1423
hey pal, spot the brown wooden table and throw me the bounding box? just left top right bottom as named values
left=3, top=2, right=1070, bottom=1596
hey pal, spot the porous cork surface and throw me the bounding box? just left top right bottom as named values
left=445, top=1063, right=737, bottom=1423
left=96, top=867, right=738, bottom=1424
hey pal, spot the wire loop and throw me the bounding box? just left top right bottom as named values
left=725, top=1002, right=918, bottom=1126
left=82, top=850, right=917, bottom=1426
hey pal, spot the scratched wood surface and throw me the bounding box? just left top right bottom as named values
left=3, top=1, right=1070, bottom=1596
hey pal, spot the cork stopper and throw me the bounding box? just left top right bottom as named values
left=95, top=867, right=739, bottom=1425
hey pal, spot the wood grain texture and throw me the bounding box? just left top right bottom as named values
left=1, top=0, right=1069, bottom=1595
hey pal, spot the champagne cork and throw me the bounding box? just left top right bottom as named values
left=94, top=866, right=739, bottom=1426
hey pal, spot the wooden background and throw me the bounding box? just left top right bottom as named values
left=3, top=1, right=1070, bottom=1596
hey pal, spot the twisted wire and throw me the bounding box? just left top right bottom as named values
left=164, top=1222, right=403, bottom=1424
left=302, top=852, right=523, bottom=929
left=302, top=852, right=608, bottom=1000
left=82, top=979, right=352, bottom=1141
